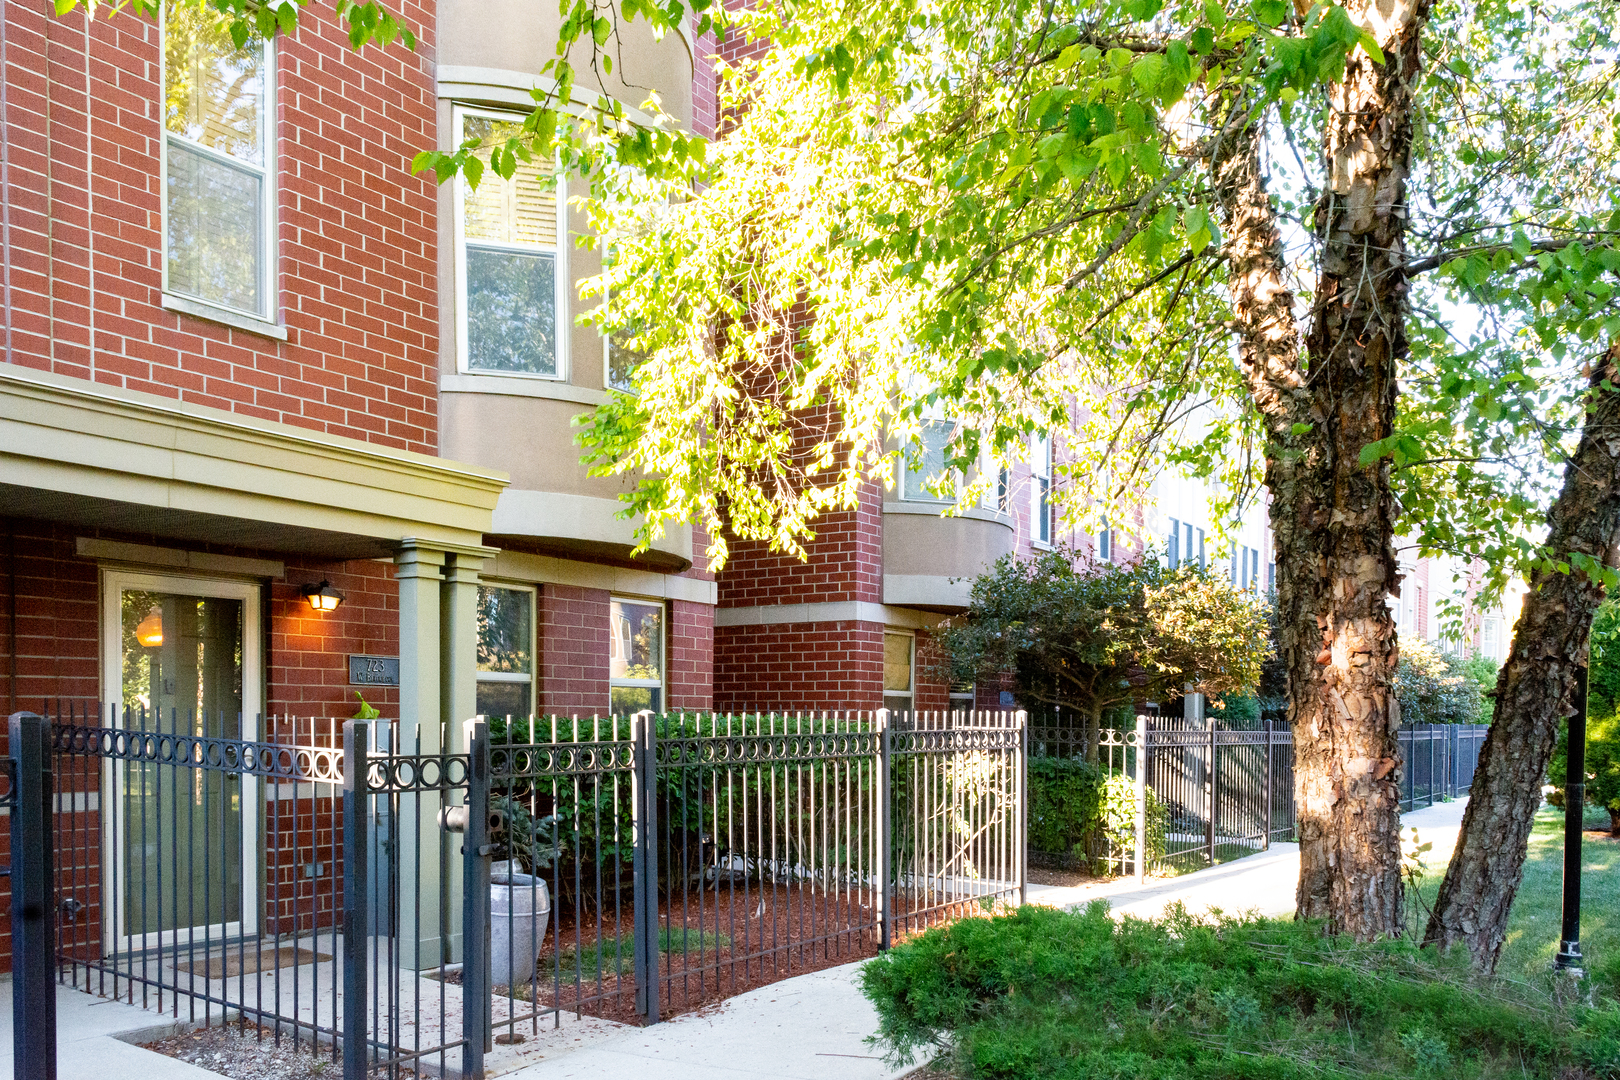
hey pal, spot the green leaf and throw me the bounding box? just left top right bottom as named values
left=1132, top=54, right=1166, bottom=93
left=1252, top=0, right=1289, bottom=27
left=1190, top=27, right=1216, bottom=55
left=1511, top=231, right=1532, bottom=258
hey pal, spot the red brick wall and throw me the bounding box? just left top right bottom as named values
left=269, top=559, right=400, bottom=720
left=1, top=519, right=100, bottom=713
left=713, top=620, right=884, bottom=712
left=717, top=481, right=883, bottom=608
left=668, top=599, right=714, bottom=710
left=2, top=2, right=439, bottom=452
left=537, top=583, right=611, bottom=715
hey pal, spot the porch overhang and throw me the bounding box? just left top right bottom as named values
left=0, top=364, right=508, bottom=557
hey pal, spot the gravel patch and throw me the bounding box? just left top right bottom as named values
left=142, top=1022, right=411, bottom=1079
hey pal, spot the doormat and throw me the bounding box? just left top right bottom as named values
left=172, top=945, right=332, bottom=980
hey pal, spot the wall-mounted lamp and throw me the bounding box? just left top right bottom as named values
left=301, top=580, right=344, bottom=613
left=135, top=605, right=164, bottom=647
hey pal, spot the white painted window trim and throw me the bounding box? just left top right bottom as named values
left=883, top=628, right=916, bottom=707
left=100, top=567, right=262, bottom=953
left=609, top=596, right=666, bottom=698
left=1030, top=434, right=1052, bottom=548
left=452, top=104, right=570, bottom=384
left=476, top=582, right=537, bottom=712
left=159, top=13, right=278, bottom=326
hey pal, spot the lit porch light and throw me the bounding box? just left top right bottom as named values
left=300, top=580, right=345, bottom=613
left=135, top=606, right=164, bottom=647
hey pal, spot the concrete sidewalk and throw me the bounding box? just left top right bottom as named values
left=0, top=982, right=224, bottom=1080
left=10, top=798, right=1469, bottom=1080
left=1024, top=797, right=1469, bottom=921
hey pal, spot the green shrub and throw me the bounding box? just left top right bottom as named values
left=1027, top=757, right=1104, bottom=865
left=1028, top=758, right=1167, bottom=873
left=1395, top=639, right=1488, bottom=726
left=1206, top=692, right=1261, bottom=728
left=858, top=904, right=1620, bottom=1079
left=1551, top=711, right=1620, bottom=835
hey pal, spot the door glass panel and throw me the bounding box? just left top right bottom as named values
left=120, top=589, right=245, bottom=936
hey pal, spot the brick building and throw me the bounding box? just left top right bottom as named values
left=0, top=0, right=1284, bottom=974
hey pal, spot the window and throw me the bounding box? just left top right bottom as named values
left=1185, top=523, right=1196, bottom=569
left=948, top=680, right=975, bottom=715
left=455, top=108, right=567, bottom=379
left=1197, top=528, right=1207, bottom=569
left=903, top=420, right=955, bottom=503
left=1479, top=616, right=1503, bottom=660
left=883, top=631, right=914, bottom=715
left=163, top=3, right=274, bottom=319
left=610, top=598, right=664, bottom=714
left=1167, top=518, right=1181, bottom=568
left=1249, top=548, right=1260, bottom=592
left=476, top=585, right=535, bottom=719
left=1097, top=519, right=1111, bottom=562
left=1031, top=435, right=1052, bottom=546
left=1266, top=559, right=1276, bottom=591
left=605, top=321, right=643, bottom=393
left=603, top=246, right=648, bottom=393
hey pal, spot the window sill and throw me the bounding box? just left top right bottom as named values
left=162, top=293, right=288, bottom=341
left=882, top=501, right=1013, bottom=526
left=441, top=372, right=608, bottom=407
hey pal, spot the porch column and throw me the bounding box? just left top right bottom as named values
left=394, top=541, right=448, bottom=967
left=439, top=547, right=493, bottom=965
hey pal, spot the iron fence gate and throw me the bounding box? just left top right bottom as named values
left=7, top=705, right=1025, bottom=1080
left=1029, top=716, right=1490, bottom=879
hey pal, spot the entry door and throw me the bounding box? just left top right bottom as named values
left=102, top=570, right=262, bottom=951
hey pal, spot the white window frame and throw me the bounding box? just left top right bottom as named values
left=159, top=11, right=277, bottom=324
left=475, top=582, right=537, bottom=718
left=1167, top=517, right=1180, bottom=567
left=452, top=104, right=570, bottom=383
left=901, top=418, right=956, bottom=504
left=609, top=596, right=666, bottom=711
left=100, top=568, right=263, bottom=955
left=1031, top=434, right=1052, bottom=547
left=883, top=629, right=916, bottom=713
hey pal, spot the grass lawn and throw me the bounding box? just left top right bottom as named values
left=1412, top=804, right=1620, bottom=999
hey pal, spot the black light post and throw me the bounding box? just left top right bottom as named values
left=1554, top=664, right=1588, bottom=974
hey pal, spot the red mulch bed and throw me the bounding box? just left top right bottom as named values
left=457, top=879, right=990, bottom=1029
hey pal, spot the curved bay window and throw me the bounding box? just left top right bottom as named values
left=455, top=108, right=567, bottom=379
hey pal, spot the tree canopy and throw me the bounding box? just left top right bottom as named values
left=936, top=548, right=1270, bottom=758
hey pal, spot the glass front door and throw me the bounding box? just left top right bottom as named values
left=104, top=571, right=261, bottom=949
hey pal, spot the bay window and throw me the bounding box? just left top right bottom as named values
left=1031, top=435, right=1052, bottom=546
left=902, top=420, right=954, bottom=503
left=455, top=108, right=567, bottom=378
left=163, top=3, right=274, bottom=320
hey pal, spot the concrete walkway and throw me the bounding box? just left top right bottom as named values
left=0, top=982, right=224, bottom=1079
left=10, top=798, right=1470, bottom=1080
left=1024, top=796, right=1469, bottom=921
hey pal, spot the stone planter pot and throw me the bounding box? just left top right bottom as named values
left=489, top=868, right=551, bottom=987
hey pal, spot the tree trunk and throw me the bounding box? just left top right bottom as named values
left=1086, top=703, right=1102, bottom=764
left=1425, top=346, right=1620, bottom=969
left=1206, top=0, right=1430, bottom=939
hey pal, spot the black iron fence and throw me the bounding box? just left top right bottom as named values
left=1029, top=716, right=1489, bottom=878
left=6, top=705, right=1025, bottom=1080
